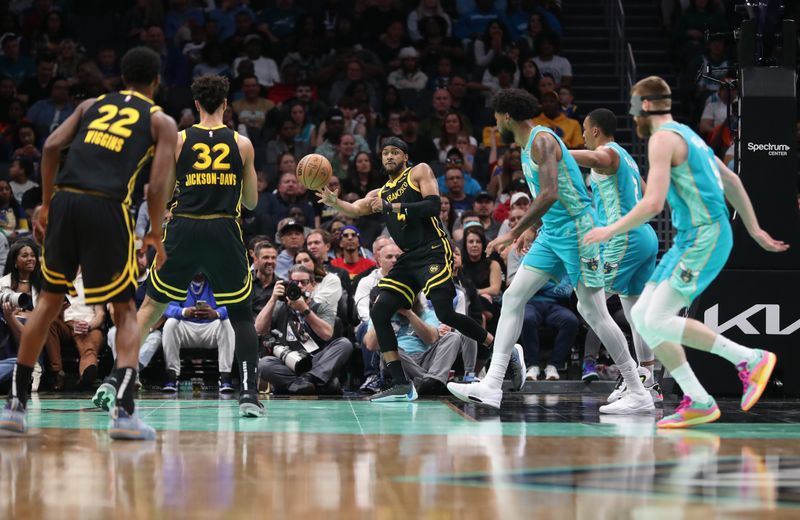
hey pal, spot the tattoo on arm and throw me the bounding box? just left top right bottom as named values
left=514, top=135, right=559, bottom=234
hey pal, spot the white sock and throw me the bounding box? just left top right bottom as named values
left=485, top=353, right=510, bottom=390
left=671, top=363, right=711, bottom=404
left=618, top=359, right=647, bottom=395
left=710, top=335, right=756, bottom=365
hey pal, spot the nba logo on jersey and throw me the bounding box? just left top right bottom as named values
left=209, top=131, right=213, bottom=138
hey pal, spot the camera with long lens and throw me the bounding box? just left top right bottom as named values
left=272, top=344, right=312, bottom=374
left=283, top=281, right=303, bottom=301
left=0, top=289, right=32, bottom=311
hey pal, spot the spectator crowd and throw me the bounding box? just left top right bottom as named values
left=0, top=0, right=759, bottom=396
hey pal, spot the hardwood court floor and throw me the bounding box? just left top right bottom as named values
left=2, top=393, right=800, bottom=519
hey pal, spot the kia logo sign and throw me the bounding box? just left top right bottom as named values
left=704, top=304, right=800, bottom=335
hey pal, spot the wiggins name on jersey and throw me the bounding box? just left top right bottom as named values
left=379, top=167, right=447, bottom=252
left=57, top=90, right=160, bottom=203
left=173, top=124, right=244, bottom=216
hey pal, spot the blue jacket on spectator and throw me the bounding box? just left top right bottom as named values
left=438, top=172, right=482, bottom=197
left=164, top=279, right=229, bottom=323
left=532, top=279, right=573, bottom=304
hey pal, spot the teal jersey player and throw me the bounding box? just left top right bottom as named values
left=585, top=76, right=787, bottom=430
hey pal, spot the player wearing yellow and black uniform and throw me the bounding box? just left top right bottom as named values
left=318, top=137, right=493, bottom=401
left=0, top=47, right=177, bottom=440
left=134, top=75, right=264, bottom=417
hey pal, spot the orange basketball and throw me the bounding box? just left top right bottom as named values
left=296, top=153, right=333, bottom=190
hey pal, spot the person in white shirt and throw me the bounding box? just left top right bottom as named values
left=232, top=34, right=280, bottom=87
left=387, top=47, right=428, bottom=92
left=294, top=248, right=342, bottom=311
left=8, top=158, right=38, bottom=206
left=532, top=34, right=572, bottom=87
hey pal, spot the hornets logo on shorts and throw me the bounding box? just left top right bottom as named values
left=678, top=262, right=697, bottom=283
left=581, top=257, right=599, bottom=272
left=603, top=261, right=618, bottom=275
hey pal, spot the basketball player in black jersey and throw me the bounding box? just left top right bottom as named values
left=318, top=137, right=493, bottom=401
left=97, top=75, right=264, bottom=417
left=0, top=47, right=177, bottom=439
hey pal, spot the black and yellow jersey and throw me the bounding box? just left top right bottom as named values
left=57, top=90, right=159, bottom=203
left=379, top=167, right=447, bottom=252
left=172, top=124, right=244, bottom=217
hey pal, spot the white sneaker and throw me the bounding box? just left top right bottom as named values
left=447, top=381, right=502, bottom=409
left=607, top=375, right=626, bottom=402
left=544, top=365, right=560, bottom=380
left=607, top=366, right=650, bottom=403
left=639, top=366, right=663, bottom=403
left=31, top=363, right=42, bottom=393
left=526, top=366, right=540, bottom=381
left=599, top=391, right=655, bottom=415
left=512, top=344, right=526, bottom=391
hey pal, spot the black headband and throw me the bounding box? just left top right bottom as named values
left=381, top=137, right=409, bottom=154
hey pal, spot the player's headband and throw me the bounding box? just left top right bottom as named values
left=381, top=137, right=409, bottom=154
left=629, top=94, right=671, bottom=116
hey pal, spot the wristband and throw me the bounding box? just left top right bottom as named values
left=382, top=200, right=393, bottom=215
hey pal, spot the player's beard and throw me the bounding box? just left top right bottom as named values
left=383, top=161, right=405, bottom=177
left=634, top=116, right=651, bottom=139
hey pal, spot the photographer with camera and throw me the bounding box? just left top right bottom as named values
left=256, top=265, right=353, bottom=395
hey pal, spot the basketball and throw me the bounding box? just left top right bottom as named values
left=296, top=153, right=332, bottom=190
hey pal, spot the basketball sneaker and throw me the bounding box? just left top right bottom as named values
left=738, top=349, right=777, bottom=412
left=657, top=395, right=720, bottom=429
left=581, top=357, right=599, bottom=382
left=239, top=391, right=266, bottom=417
left=447, top=381, right=502, bottom=409
left=92, top=381, right=117, bottom=411
left=544, top=365, right=560, bottom=381
left=218, top=373, right=235, bottom=394
left=509, top=344, right=526, bottom=391
left=109, top=406, right=156, bottom=441
left=607, top=366, right=652, bottom=402
left=370, top=382, right=418, bottom=402
left=598, top=390, right=654, bottom=414
left=0, top=398, right=27, bottom=435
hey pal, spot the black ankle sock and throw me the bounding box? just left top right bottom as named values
left=113, top=367, right=137, bottom=415
left=385, top=360, right=407, bottom=385
left=9, top=363, right=33, bottom=407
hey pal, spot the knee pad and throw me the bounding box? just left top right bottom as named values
left=637, top=306, right=684, bottom=348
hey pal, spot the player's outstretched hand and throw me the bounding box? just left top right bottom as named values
left=317, top=186, right=339, bottom=207
left=486, top=232, right=515, bottom=256
left=751, top=228, right=790, bottom=253
left=583, top=226, right=613, bottom=246
left=141, top=231, right=167, bottom=270
left=514, top=228, right=536, bottom=255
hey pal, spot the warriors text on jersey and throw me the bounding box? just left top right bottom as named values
left=57, top=90, right=160, bottom=203
left=379, top=167, right=447, bottom=252
left=173, top=124, right=244, bottom=216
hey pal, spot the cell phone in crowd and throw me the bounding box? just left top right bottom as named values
left=196, top=300, right=208, bottom=309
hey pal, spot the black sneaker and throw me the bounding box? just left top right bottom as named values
left=416, top=377, right=447, bottom=397
left=162, top=370, right=178, bottom=393
left=369, top=382, right=418, bottom=402
left=239, top=391, right=266, bottom=417
left=287, top=374, right=317, bottom=395
left=218, top=372, right=235, bottom=394
left=317, top=376, right=343, bottom=396
left=77, top=364, right=98, bottom=390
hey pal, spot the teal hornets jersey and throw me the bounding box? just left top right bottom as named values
left=521, top=126, right=592, bottom=230
left=590, top=142, right=644, bottom=227
left=658, top=122, right=729, bottom=231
